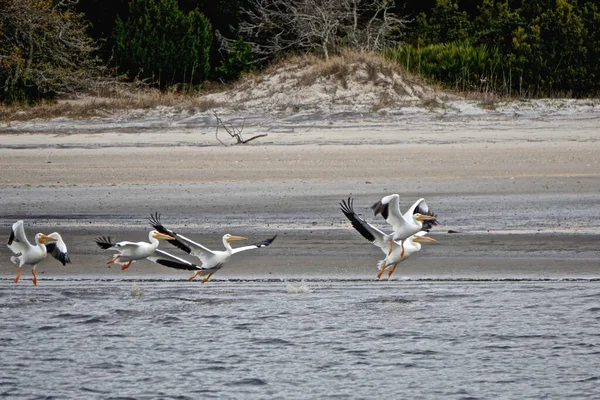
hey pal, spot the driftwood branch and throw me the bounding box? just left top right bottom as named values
left=213, top=111, right=268, bottom=146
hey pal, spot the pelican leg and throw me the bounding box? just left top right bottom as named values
left=377, top=265, right=387, bottom=280
left=121, top=261, right=132, bottom=271
left=107, top=255, right=121, bottom=265
left=14, top=266, right=22, bottom=283
left=388, top=242, right=393, bottom=256
left=32, top=268, right=37, bottom=286
left=201, top=273, right=214, bottom=284
left=387, top=263, right=399, bottom=278
left=188, top=271, right=201, bottom=281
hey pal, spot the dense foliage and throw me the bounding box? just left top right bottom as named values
left=2, top=0, right=600, bottom=103
left=113, top=0, right=212, bottom=88
left=398, top=0, right=600, bottom=96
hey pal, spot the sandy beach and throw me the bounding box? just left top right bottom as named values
left=1, top=99, right=599, bottom=282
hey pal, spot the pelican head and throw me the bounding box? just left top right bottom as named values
left=151, top=231, right=175, bottom=240
left=414, top=213, right=437, bottom=222
left=36, top=233, right=57, bottom=244
left=224, top=234, right=248, bottom=243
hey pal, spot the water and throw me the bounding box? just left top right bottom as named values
left=1, top=279, right=599, bottom=399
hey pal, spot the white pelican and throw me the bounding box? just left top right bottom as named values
left=7, top=220, right=71, bottom=285
left=340, top=197, right=436, bottom=279
left=149, top=213, right=277, bottom=283
left=371, top=194, right=437, bottom=252
left=95, top=230, right=176, bottom=270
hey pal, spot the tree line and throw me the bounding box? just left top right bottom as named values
left=1, top=0, right=599, bottom=104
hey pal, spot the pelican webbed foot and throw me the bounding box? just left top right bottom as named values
left=107, top=255, right=121, bottom=265
left=188, top=271, right=201, bottom=281
left=201, top=273, right=214, bottom=284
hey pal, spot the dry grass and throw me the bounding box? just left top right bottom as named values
left=203, top=49, right=444, bottom=112
left=0, top=83, right=224, bottom=123
left=288, top=50, right=416, bottom=90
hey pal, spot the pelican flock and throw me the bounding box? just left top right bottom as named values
left=5, top=195, right=437, bottom=284
left=7, top=220, right=71, bottom=285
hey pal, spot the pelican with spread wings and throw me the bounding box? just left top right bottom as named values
left=371, top=194, right=437, bottom=253
left=95, top=230, right=178, bottom=270
left=7, top=220, right=71, bottom=285
left=340, top=197, right=436, bottom=279
left=149, top=213, right=277, bottom=283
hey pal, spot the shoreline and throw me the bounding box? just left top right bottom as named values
left=1, top=107, right=599, bottom=282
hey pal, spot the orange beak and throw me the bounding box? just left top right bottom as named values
left=416, top=214, right=437, bottom=222
left=226, top=235, right=248, bottom=243
left=39, top=234, right=57, bottom=244
left=414, top=236, right=437, bottom=243
left=153, top=232, right=175, bottom=240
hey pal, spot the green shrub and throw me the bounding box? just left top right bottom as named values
left=384, top=41, right=503, bottom=93
left=113, top=0, right=212, bottom=89
left=215, top=38, right=256, bottom=81
left=401, top=0, right=600, bottom=97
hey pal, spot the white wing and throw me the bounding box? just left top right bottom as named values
left=115, top=241, right=146, bottom=250
left=372, top=194, right=411, bottom=233
left=168, top=233, right=216, bottom=264
left=7, top=220, right=31, bottom=255
left=46, top=232, right=71, bottom=265
left=405, top=198, right=427, bottom=217
left=404, top=198, right=438, bottom=231
left=231, top=235, right=277, bottom=255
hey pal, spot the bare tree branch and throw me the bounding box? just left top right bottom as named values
left=213, top=112, right=268, bottom=146
left=224, top=0, right=409, bottom=61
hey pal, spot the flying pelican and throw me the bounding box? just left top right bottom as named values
left=7, top=220, right=71, bottom=285
left=340, top=197, right=436, bottom=279
left=95, top=230, right=177, bottom=270
left=149, top=213, right=277, bottom=283
left=371, top=194, right=437, bottom=253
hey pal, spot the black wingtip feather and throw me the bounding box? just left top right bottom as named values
left=95, top=236, right=115, bottom=249
left=253, top=235, right=277, bottom=248
left=340, top=197, right=376, bottom=243
left=371, top=201, right=389, bottom=220
left=148, top=213, right=192, bottom=254
left=62, top=253, right=72, bottom=265
left=46, top=242, right=71, bottom=265
left=148, top=212, right=172, bottom=236
left=7, top=229, right=15, bottom=246
left=155, top=259, right=200, bottom=271
left=148, top=212, right=162, bottom=228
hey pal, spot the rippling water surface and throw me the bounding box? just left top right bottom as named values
left=1, top=280, right=599, bottom=399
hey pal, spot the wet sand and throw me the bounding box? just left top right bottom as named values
left=1, top=112, right=599, bottom=282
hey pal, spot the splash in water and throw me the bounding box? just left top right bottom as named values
left=130, top=283, right=145, bottom=297
left=286, top=280, right=314, bottom=294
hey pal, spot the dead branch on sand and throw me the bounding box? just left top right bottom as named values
left=214, top=112, right=267, bottom=146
